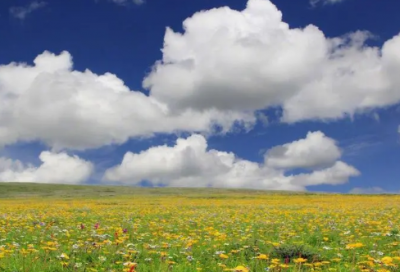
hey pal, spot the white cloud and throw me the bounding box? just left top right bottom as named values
left=0, top=152, right=93, bottom=184
left=349, top=187, right=399, bottom=195
left=132, top=0, right=145, bottom=5
left=291, top=161, right=359, bottom=186
left=372, top=112, right=380, bottom=122
left=3, top=0, right=400, bottom=154
left=104, top=132, right=359, bottom=190
left=9, top=1, right=46, bottom=20
left=310, top=0, right=346, bottom=6
left=0, top=51, right=253, bottom=150
left=109, top=0, right=145, bottom=5
left=265, top=131, right=341, bottom=169
left=143, top=0, right=400, bottom=123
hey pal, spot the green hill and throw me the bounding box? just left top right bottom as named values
left=0, top=182, right=313, bottom=199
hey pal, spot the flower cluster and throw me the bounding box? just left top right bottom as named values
left=0, top=193, right=400, bottom=271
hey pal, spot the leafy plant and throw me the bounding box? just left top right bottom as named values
left=271, top=244, right=319, bottom=262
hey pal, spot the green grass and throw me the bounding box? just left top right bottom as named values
left=1, top=183, right=400, bottom=271
left=0, top=182, right=314, bottom=199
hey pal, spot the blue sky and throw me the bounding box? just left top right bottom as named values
left=0, top=0, right=399, bottom=193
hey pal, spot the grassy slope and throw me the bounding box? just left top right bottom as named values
left=0, top=182, right=314, bottom=199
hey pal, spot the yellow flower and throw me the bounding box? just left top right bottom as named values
left=232, top=265, right=249, bottom=272
left=294, top=257, right=307, bottom=263
left=346, top=242, right=364, bottom=249
left=381, top=256, right=393, bottom=265
left=271, top=258, right=280, bottom=264
left=219, top=253, right=229, bottom=259
left=255, top=254, right=268, bottom=260
left=59, top=253, right=69, bottom=260
left=123, top=262, right=137, bottom=267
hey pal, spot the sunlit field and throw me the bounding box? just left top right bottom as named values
left=1, top=184, right=400, bottom=272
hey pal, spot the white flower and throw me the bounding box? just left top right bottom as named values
left=59, top=253, right=69, bottom=259
left=187, top=255, right=194, bottom=262
left=123, top=262, right=137, bottom=267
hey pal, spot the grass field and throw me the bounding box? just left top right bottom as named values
left=0, top=183, right=400, bottom=272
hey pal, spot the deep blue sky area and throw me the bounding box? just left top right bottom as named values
left=2, top=0, right=400, bottom=89
left=0, top=0, right=399, bottom=193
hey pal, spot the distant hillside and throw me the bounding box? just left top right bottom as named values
left=0, top=182, right=313, bottom=199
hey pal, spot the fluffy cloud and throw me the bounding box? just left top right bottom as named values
left=9, top=1, right=46, bottom=20
left=0, top=152, right=93, bottom=184
left=104, top=132, right=359, bottom=190
left=264, top=131, right=341, bottom=169
left=144, top=0, right=400, bottom=122
left=0, top=51, right=253, bottom=150
left=291, top=161, right=359, bottom=186
left=3, top=0, right=400, bottom=151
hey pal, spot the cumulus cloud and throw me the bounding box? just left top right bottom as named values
left=264, top=131, right=341, bottom=169
left=9, top=1, right=46, bottom=20
left=104, top=132, right=359, bottom=190
left=0, top=51, right=253, bottom=150
left=3, top=0, right=400, bottom=154
left=291, top=161, right=359, bottom=186
left=0, top=152, right=93, bottom=184
left=144, top=0, right=400, bottom=122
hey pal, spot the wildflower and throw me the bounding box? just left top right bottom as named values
left=187, top=255, right=194, bottom=262
left=232, top=265, right=249, bottom=272
left=294, top=257, right=307, bottom=263
left=59, top=253, right=69, bottom=260
left=381, top=256, right=393, bottom=265
left=256, top=254, right=268, bottom=260
left=346, top=243, right=364, bottom=249
left=123, top=261, right=137, bottom=267
left=219, top=253, right=229, bottom=259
